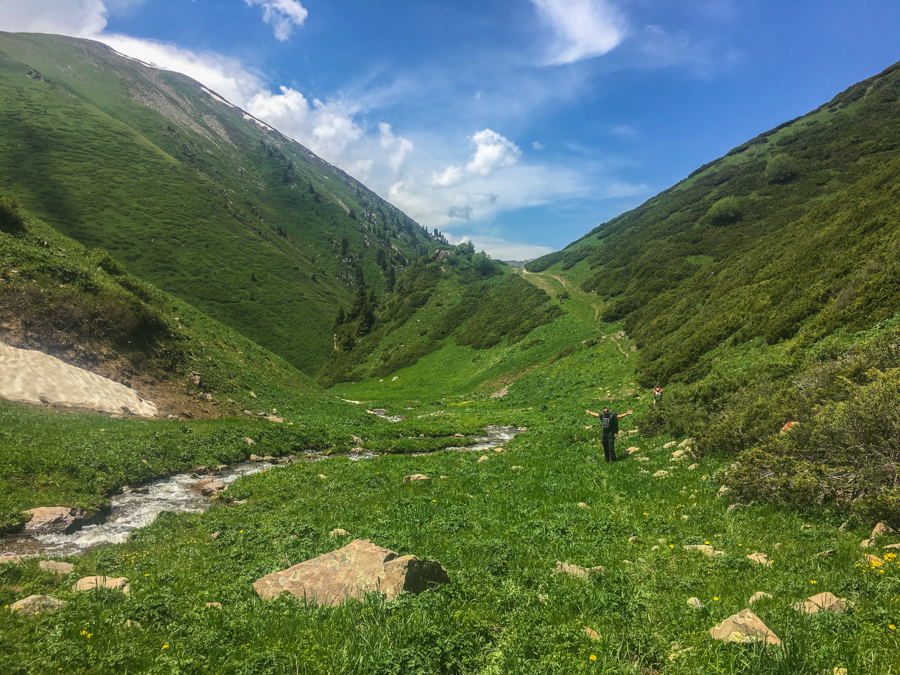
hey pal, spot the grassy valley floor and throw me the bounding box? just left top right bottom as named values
left=1, top=269, right=899, bottom=674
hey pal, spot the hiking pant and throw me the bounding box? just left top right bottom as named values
left=602, top=435, right=616, bottom=462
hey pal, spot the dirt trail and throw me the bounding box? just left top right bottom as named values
left=519, top=269, right=630, bottom=359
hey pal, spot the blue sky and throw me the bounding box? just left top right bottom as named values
left=2, top=1, right=900, bottom=258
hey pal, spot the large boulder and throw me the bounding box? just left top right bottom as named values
left=9, top=595, right=67, bottom=615
left=710, top=609, right=781, bottom=645
left=253, top=539, right=449, bottom=606
left=39, top=560, right=74, bottom=576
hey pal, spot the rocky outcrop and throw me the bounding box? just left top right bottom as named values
left=253, top=539, right=449, bottom=606
left=24, top=507, right=100, bottom=534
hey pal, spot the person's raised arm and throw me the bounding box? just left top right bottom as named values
left=586, top=410, right=600, bottom=417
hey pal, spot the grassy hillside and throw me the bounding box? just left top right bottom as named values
left=525, top=61, right=900, bottom=519
left=0, top=197, right=465, bottom=531
left=0, top=31, right=438, bottom=375
left=317, top=244, right=563, bottom=388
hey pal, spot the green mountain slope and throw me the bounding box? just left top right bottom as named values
left=525, top=60, right=900, bottom=518
left=0, top=31, right=437, bottom=375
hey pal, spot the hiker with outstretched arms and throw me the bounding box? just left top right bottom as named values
left=586, top=407, right=633, bottom=462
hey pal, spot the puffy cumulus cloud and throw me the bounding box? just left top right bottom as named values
left=531, top=0, right=627, bottom=65
left=379, top=123, right=413, bottom=173
left=457, top=236, right=555, bottom=261
left=466, top=129, right=522, bottom=176
left=244, top=0, right=308, bottom=41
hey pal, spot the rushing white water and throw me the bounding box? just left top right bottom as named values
left=1, top=426, right=522, bottom=557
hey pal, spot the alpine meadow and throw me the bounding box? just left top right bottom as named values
left=2, top=22, right=900, bottom=675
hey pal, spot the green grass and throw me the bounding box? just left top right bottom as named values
left=3, top=309, right=899, bottom=673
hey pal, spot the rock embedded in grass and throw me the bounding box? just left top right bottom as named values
left=74, top=576, right=130, bottom=593
left=39, top=560, right=73, bottom=576
left=792, top=592, right=852, bottom=614
left=552, top=561, right=605, bottom=580
left=747, top=552, right=773, bottom=567
left=9, top=595, right=67, bottom=615
left=710, top=608, right=781, bottom=645
left=402, top=474, right=430, bottom=483
left=0, top=555, right=23, bottom=565
left=652, top=470, right=669, bottom=478
left=329, top=528, right=349, bottom=538
left=23, top=506, right=96, bottom=534
left=749, top=591, right=773, bottom=605
left=684, top=545, right=726, bottom=558
left=253, top=539, right=449, bottom=606
left=687, top=597, right=704, bottom=610
left=872, top=522, right=895, bottom=538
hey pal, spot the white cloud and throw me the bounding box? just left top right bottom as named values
left=379, top=123, right=413, bottom=172
left=530, top=0, right=627, bottom=65
left=0, top=0, right=108, bottom=37
left=532, top=141, right=544, bottom=150
left=457, top=236, right=554, bottom=261
left=244, top=0, right=308, bottom=41
left=466, top=129, right=521, bottom=175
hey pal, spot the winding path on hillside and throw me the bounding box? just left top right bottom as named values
left=519, top=268, right=631, bottom=359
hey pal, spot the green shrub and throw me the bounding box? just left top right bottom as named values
left=706, top=196, right=742, bottom=226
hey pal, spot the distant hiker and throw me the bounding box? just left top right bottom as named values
left=586, top=407, right=633, bottom=463
left=653, top=386, right=663, bottom=404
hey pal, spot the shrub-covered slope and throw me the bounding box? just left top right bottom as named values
left=0, top=31, right=438, bottom=375
left=527, top=61, right=900, bottom=519
left=317, top=244, right=563, bottom=387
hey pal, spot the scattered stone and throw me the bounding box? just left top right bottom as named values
left=490, top=387, right=509, bottom=399
left=625, top=447, right=640, bottom=455
left=688, top=463, right=699, bottom=471
left=39, top=561, right=74, bottom=576
left=23, top=507, right=93, bottom=534
left=253, top=539, right=449, bottom=606
left=0, top=555, right=23, bottom=565
left=678, top=438, right=694, bottom=448
left=727, top=504, right=747, bottom=514
left=682, top=515, right=690, bottom=520
left=749, top=592, right=773, bottom=605
left=884, top=543, right=900, bottom=550
left=243, top=410, right=252, bottom=416
left=860, top=539, right=876, bottom=549
left=636, top=456, right=649, bottom=462
left=454, top=433, right=465, bottom=438
left=250, top=454, right=262, bottom=462
left=801, top=524, right=812, bottom=530
left=538, top=593, right=547, bottom=603
left=688, top=597, right=704, bottom=610
left=578, top=502, right=589, bottom=509
left=717, top=486, right=729, bottom=497
left=478, top=455, right=489, bottom=463
left=200, top=482, right=225, bottom=496
left=205, top=602, right=223, bottom=610
left=277, top=458, right=291, bottom=465
left=865, top=554, right=884, bottom=565
left=663, top=441, right=677, bottom=449
left=622, top=559, right=633, bottom=565
left=266, top=415, right=284, bottom=423
left=329, top=528, right=350, bottom=538
left=352, top=436, right=364, bottom=445
left=651, top=546, right=660, bottom=551
left=317, top=474, right=327, bottom=480
left=669, top=646, right=693, bottom=661
left=511, top=466, right=523, bottom=470
left=494, top=447, right=504, bottom=453
left=403, top=474, right=430, bottom=483
left=628, top=536, right=638, bottom=542
left=215, top=465, right=228, bottom=472
left=710, top=609, right=781, bottom=645
left=747, top=553, right=773, bottom=567
left=9, top=595, right=67, bottom=615
left=816, top=549, right=836, bottom=558
left=249, top=391, right=256, bottom=398
left=210, top=532, right=220, bottom=539
left=671, top=449, right=686, bottom=460
left=583, top=626, right=600, bottom=640
left=793, top=592, right=852, bottom=614
left=125, top=620, right=142, bottom=629
left=553, top=561, right=605, bottom=580
left=872, top=522, right=895, bottom=538
left=652, top=470, right=669, bottom=478
left=263, top=456, right=276, bottom=461
left=392, top=376, right=399, bottom=381
left=74, top=576, right=130, bottom=593
left=684, top=545, right=726, bottom=558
